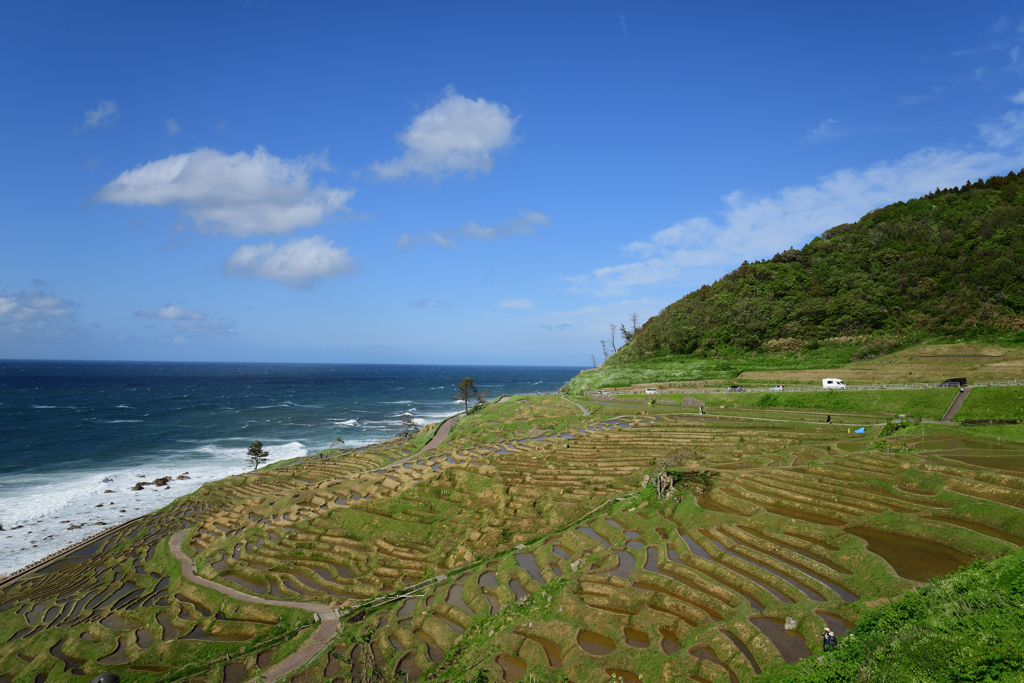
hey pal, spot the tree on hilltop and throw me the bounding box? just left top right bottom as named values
left=247, top=440, right=269, bottom=470
left=452, top=377, right=479, bottom=413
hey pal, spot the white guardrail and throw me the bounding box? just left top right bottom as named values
left=586, top=378, right=1024, bottom=397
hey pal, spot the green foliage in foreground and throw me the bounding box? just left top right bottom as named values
left=766, top=547, right=1024, bottom=683
left=613, top=170, right=1024, bottom=361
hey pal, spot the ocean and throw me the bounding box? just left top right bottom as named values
left=0, top=360, right=581, bottom=575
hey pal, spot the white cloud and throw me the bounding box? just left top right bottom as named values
left=460, top=222, right=496, bottom=240
left=166, top=119, right=180, bottom=136
left=135, top=304, right=234, bottom=340
left=980, top=110, right=1024, bottom=147
left=135, top=305, right=205, bottom=321
left=0, top=286, right=79, bottom=338
left=497, top=211, right=551, bottom=235
left=373, top=86, right=518, bottom=179
left=223, top=236, right=355, bottom=288
left=426, top=231, right=458, bottom=249
left=1012, top=90, right=1024, bottom=105
left=400, top=211, right=550, bottom=250
left=95, top=146, right=354, bottom=236
left=83, top=101, right=118, bottom=129
left=173, top=318, right=236, bottom=339
left=499, top=298, right=535, bottom=309
left=589, top=144, right=1024, bottom=295
left=395, top=231, right=459, bottom=251
left=806, top=118, right=840, bottom=141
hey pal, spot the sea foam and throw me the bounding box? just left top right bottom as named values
left=0, top=441, right=305, bottom=576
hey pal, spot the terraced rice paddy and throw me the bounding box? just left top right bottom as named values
left=1, top=398, right=1023, bottom=681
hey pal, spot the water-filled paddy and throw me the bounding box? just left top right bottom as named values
left=577, top=630, right=616, bottom=655
left=750, top=617, right=811, bottom=663
left=847, top=527, right=973, bottom=582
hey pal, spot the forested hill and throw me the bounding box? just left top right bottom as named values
left=613, top=170, right=1024, bottom=364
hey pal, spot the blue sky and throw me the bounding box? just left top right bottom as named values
left=3, top=2, right=1024, bottom=365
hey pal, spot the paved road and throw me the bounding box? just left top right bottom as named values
left=561, top=396, right=590, bottom=416
left=415, top=413, right=462, bottom=453
left=941, top=386, right=972, bottom=422
left=168, top=529, right=340, bottom=683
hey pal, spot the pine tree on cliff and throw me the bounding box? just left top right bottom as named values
left=247, top=440, right=269, bottom=470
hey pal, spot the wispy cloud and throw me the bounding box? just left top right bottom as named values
left=83, top=101, right=118, bottom=129
left=223, top=235, right=355, bottom=288
left=979, top=94, right=1024, bottom=147
left=584, top=138, right=1024, bottom=295
left=0, top=284, right=79, bottom=339
left=397, top=211, right=550, bottom=251
left=95, top=146, right=354, bottom=237
left=135, top=305, right=205, bottom=320
left=499, top=298, right=534, bottom=309
left=165, top=119, right=180, bottom=136
left=805, top=118, right=841, bottom=142
left=134, top=303, right=235, bottom=342
left=372, top=86, right=518, bottom=179
left=408, top=299, right=452, bottom=309
left=395, top=231, right=458, bottom=251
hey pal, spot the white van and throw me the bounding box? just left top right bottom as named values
left=645, top=388, right=659, bottom=395
left=822, top=378, right=847, bottom=390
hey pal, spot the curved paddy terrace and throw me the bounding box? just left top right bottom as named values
left=1, top=396, right=1023, bottom=681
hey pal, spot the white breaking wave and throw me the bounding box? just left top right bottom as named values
left=0, top=440, right=306, bottom=576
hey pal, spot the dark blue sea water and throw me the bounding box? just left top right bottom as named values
left=0, top=361, right=580, bottom=573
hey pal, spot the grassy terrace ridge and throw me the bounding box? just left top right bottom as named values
left=2, top=390, right=1024, bottom=682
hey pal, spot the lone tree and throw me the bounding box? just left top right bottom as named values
left=246, top=440, right=269, bottom=470
left=452, top=377, right=479, bottom=413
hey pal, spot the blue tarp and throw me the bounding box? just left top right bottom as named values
left=855, top=427, right=865, bottom=433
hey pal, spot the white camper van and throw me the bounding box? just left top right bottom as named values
left=645, top=388, right=659, bottom=395
left=822, top=378, right=847, bottom=390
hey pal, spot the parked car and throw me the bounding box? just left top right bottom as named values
left=645, top=388, right=659, bottom=395
left=822, top=378, right=847, bottom=390
left=727, top=385, right=746, bottom=393
left=939, top=377, right=967, bottom=387
left=768, top=385, right=785, bottom=392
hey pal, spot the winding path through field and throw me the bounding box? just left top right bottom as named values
left=168, top=529, right=340, bottom=683
left=415, top=413, right=462, bottom=453
left=560, top=396, right=590, bottom=416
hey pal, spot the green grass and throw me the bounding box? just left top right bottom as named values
left=958, top=386, right=1024, bottom=421
left=563, top=344, right=869, bottom=393
left=765, top=546, right=1024, bottom=683
left=663, top=387, right=958, bottom=420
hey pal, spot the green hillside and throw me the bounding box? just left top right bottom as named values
left=617, top=171, right=1024, bottom=362
left=767, top=545, right=1024, bottom=683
